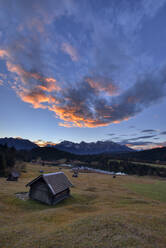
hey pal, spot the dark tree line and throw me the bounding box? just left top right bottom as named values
left=107, top=160, right=166, bottom=177
left=30, top=147, right=76, bottom=161
left=0, top=145, right=16, bottom=176
left=79, top=159, right=166, bottom=177
left=113, top=147, right=166, bottom=164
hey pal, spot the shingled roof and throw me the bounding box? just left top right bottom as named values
left=26, top=172, right=72, bottom=195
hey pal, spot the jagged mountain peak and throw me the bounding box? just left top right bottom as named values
left=52, top=140, right=133, bottom=155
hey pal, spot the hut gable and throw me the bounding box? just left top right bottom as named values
left=26, top=172, right=72, bottom=205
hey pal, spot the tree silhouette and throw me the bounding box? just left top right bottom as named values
left=0, top=153, right=6, bottom=177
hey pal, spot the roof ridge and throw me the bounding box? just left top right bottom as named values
left=43, top=172, right=64, bottom=176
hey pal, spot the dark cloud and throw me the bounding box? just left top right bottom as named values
left=129, top=125, right=135, bottom=128
left=110, top=72, right=166, bottom=123
left=107, top=133, right=132, bottom=138
left=141, top=129, right=157, bottom=133
left=160, top=131, right=166, bottom=135
left=125, top=141, right=153, bottom=146
left=47, top=71, right=166, bottom=127
left=121, top=135, right=157, bottom=142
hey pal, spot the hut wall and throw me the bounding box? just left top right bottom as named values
left=52, top=188, right=70, bottom=205
left=29, top=181, right=52, bottom=205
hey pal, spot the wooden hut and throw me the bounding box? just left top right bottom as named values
left=72, top=167, right=79, bottom=177
left=7, top=171, right=20, bottom=181
left=26, top=172, right=72, bottom=205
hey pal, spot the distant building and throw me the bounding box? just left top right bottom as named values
left=72, top=167, right=79, bottom=177
left=26, top=172, right=72, bottom=205
left=7, top=171, right=20, bottom=181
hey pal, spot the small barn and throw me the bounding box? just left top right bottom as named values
left=7, top=171, right=20, bottom=181
left=72, top=167, right=79, bottom=177
left=26, top=172, right=72, bottom=205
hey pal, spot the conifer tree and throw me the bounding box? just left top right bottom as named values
left=0, top=153, right=6, bottom=177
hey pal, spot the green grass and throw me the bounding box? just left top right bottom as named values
left=126, top=181, right=166, bottom=202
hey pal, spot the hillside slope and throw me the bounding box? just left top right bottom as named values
left=0, top=137, right=38, bottom=150
left=118, top=146, right=166, bottom=162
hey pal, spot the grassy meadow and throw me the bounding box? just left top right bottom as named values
left=1, top=163, right=166, bottom=248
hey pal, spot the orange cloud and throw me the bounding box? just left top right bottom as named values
left=19, top=91, right=49, bottom=109
left=7, top=62, right=59, bottom=91
left=5, top=62, right=133, bottom=128
left=58, top=114, right=130, bottom=128
left=16, top=86, right=56, bottom=109
left=7, top=64, right=131, bottom=128
left=37, top=78, right=60, bottom=92
left=49, top=104, right=122, bottom=128
left=6, top=62, right=61, bottom=109
left=49, top=105, right=87, bottom=127
left=113, top=117, right=129, bottom=124
left=58, top=122, right=76, bottom=128
left=59, top=121, right=112, bottom=128
left=6, top=62, right=73, bottom=122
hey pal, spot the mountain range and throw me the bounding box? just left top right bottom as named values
left=0, top=137, right=166, bottom=162
left=51, top=140, right=133, bottom=155
left=0, top=137, right=133, bottom=154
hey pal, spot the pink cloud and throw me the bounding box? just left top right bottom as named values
left=61, top=42, right=79, bottom=61
left=0, top=50, right=9, bottom=58
left=86, top=76, right=118, bottom=96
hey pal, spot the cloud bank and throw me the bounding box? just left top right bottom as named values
left=0, top=0, right=166, bottom=127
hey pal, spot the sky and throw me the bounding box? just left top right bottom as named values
left=0, top=0, right=166, bottom=150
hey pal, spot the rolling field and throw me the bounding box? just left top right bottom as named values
left=0, top=163, right=166, bottom=248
